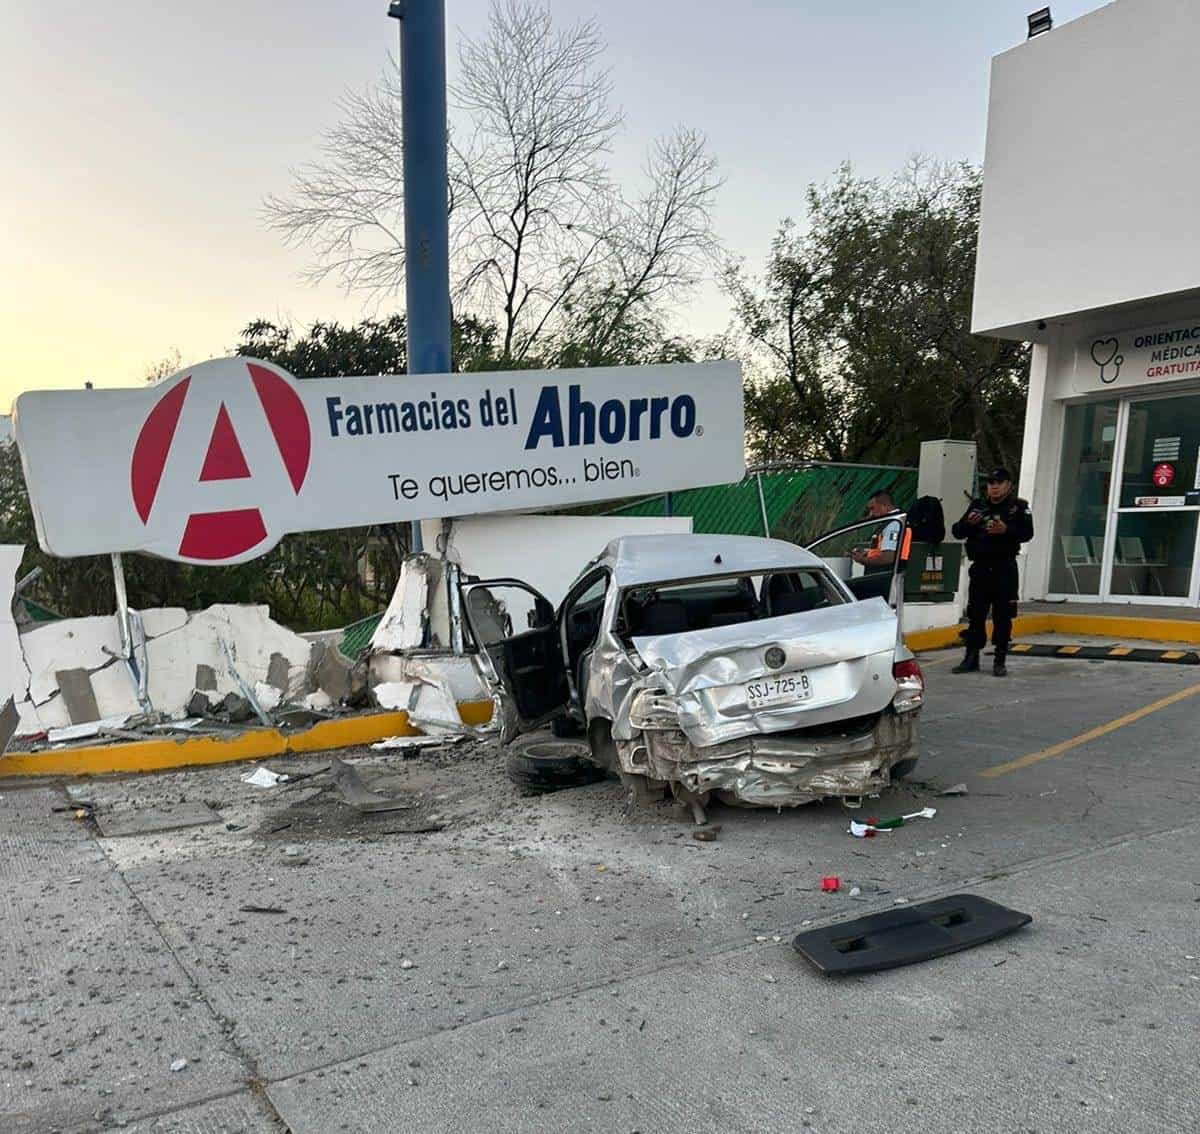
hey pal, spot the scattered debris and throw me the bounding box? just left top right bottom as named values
left=821, top=876, right=840, bottom=892
left=370, top=732, right=466, bottom=752
left=940, top=783, right=969, bottom=796
left=239, top=904, right=287, bottom=915
left=692, top=824, right=722, bottom=842
left=169, top=1058, right=188, bottom=1073
left=376, top=820, right=446, bottom=835
left=241, top=766, right=289, bottom=789
left=849, top=807, right=937, bottom=837
left=848, top=885, right=862, bottom=897
left=47, top=716, right=135, bottom=745
left=94, top=802, right=221, bottom=839
left=254, top=681, right=284, bottom=713
left=329, top=757, right=412, bottom=813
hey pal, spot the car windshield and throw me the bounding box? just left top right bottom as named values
left=617, top=568, right=846, bottom=638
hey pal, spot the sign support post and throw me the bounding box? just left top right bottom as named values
left=388, top=0, right=452, bottom=554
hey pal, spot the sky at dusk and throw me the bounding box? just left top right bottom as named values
left=0, top=0, right=1106, bottom=402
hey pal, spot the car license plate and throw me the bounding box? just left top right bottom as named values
left=744, top=672, right=812, bottom=709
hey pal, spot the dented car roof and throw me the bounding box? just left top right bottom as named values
left=601, top=534, right=823, bottom=586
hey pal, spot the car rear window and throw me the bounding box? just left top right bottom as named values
left=619, top=568, right=844, bottom=638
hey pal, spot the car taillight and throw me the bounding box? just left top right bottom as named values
left=892, top=659, right=924, bottom=713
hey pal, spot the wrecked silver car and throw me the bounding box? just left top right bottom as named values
left=460, top=521, right=924, bottom=819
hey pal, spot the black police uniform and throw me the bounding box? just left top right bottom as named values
left=951, top=486, right=1033, bottom=674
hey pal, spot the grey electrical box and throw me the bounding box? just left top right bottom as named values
left=918, top=440, right=977, bottom=535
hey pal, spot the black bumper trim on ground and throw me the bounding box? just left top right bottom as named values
left=792, top=893, right=1032, bottom=975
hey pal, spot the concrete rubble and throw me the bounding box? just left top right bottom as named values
left=1, top=545, right=374, bottom=749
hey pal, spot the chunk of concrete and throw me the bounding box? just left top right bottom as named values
left=0, top=696, right=19, bottom=754
left=187, top=691, right=214, bottom=718
left=220, top=693, right=255, bottom=724
left=55, top=667, right=101, bottom=725
left=314, top=641, right=355, bottom=703
left=254, top=681, right=283, bottom=712
left=267, top=652, right=290, bottom=692
left=195, top=663, right=218, bottom=692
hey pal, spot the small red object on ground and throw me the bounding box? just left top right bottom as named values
left=821, top=876, right=840, bottom=892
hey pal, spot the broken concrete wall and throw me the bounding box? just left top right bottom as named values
left=369, top=652, right=491, bottom=704
left=0, top=546, right=42, bottom=734
left=2, top=540, right=318, bottom=734
left=143, top=604, right=313, bottom=715
left=370, top=555, right=432, bottom=652
left=419, top=513, right=693, bottom=605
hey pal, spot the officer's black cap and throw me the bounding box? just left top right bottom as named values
left=986, top=466, right=1012, bottom=483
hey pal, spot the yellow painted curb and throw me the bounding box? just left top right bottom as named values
left=1044, top=613, right=1200, bottom=645
left=0, top=701, right=496, bottom=779
left=906, top=611, right=1200, bottom=654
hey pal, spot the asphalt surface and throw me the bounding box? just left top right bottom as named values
left=2, top=651, right=1198, bottom=1133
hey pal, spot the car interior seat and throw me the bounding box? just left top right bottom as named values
left=637, top=599, right=690, bottom=636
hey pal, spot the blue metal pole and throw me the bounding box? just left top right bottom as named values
left=389, top=0, right=451, bottom=553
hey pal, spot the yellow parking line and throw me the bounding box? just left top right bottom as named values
left=979, top=682, right=1200, bottom=779
left=1010, top=644, right=1032, bottom=653
left=1057, top=645, right=1081, bottom=655
left=1108, top=647, right=1133, bottom=657
left=1161, top=650, right=1187, bottom=660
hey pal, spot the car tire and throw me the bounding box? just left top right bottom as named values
left=505, top=739, right=606, bottom=794
left=550, top=714, right=584, bottom=738
left=890, top=757, right=919, bottom=781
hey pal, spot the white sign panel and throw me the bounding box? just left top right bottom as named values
left=1068, top=318, right=1200, bottom=396
left=14, top=357, right=744, bottom=565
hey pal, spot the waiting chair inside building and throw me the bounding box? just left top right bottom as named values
left=1060, top=535, right=1096, bottom=593
left=1118, top=537, right=1148, bottom=565
left=1115, top=536, right=1164, bottom=596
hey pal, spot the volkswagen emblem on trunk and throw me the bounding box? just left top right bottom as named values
left=765, top=646, right=786, bottom=669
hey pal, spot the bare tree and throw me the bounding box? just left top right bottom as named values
left=263, top=0, right=720, bottom=364
left=450, top=0, right=621, bottom=360
left=143, top=347, right=183, bottom=384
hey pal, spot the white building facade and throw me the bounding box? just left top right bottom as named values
left=973, top=0, right=1200, bottom=607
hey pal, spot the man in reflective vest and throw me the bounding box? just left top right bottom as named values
left=851, top=490, right=904, bottom=571
left=950, top=467, right=1034, bottom=677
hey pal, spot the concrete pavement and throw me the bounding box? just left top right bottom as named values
left=2, top=654, right=1198, bottom=1132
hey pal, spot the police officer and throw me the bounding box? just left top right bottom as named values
left=951, top=467, right=1033, bottom=677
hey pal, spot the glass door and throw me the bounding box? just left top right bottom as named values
left=1101, top=393, right=1200, bottom=604
left=1048, top=401, right=1118, bottom=596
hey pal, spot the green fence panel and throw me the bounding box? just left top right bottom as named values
left=605, top=464, right=918, bottom=546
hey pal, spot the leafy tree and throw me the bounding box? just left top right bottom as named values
left=728, top=161, right=1029, bottom=472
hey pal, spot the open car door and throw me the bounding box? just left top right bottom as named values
left=805, top=512, right=911, bottom=614
left=460, top=578, right=570, bottom=743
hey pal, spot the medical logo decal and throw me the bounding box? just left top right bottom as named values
left=1089, top=337, right=1123, bottom=384
left=130, top=361, right=311, bottom=561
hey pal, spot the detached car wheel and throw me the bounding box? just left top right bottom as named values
left=505, top=739, right=606, bottom=794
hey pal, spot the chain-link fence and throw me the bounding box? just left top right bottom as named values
left=599, top=462, right=918, bottom=545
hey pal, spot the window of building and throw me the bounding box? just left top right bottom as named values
left=1048, top=401, right=1118, bottom=595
